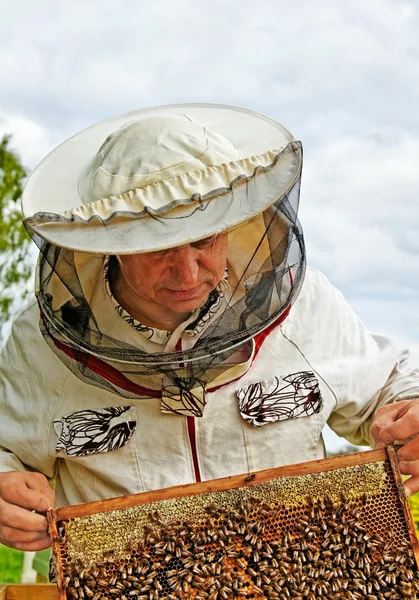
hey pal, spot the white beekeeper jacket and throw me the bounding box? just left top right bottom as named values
left=1, top=268, right=418, bottom=509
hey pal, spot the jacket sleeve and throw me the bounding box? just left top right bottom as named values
left=327, top=339, right=419, bottom=447
left=0, top=301, right=58, bottom=478
left=0, top=446, right=27, bottom=472
left=283, top=269, right=419, bottom=448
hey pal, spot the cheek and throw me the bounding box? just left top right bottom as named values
left=215, top=239, right=228, bottom=272
left=125, top=261, right=162, bottom=289
left=208, top=256, right=227, bottom=281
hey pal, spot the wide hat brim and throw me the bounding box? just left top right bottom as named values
left=22, top=103, right=302, bottom=254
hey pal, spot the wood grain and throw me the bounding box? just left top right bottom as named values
left=0, top=585, right=58, bottom=600
left=55, top=447, right=388, bottom=520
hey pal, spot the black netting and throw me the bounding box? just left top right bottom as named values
left=24, top=149, right=306, bottom=413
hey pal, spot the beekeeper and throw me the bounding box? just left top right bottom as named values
left=1, top=104, right=418, bottom=551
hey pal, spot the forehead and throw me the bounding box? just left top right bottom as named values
left=126, top=234, right=228, bottom=259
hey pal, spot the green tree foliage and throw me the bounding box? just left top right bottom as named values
left=0, top=135, right=31, bottom=332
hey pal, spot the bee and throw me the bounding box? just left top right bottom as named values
left=183, top=557, right=196, bottom=570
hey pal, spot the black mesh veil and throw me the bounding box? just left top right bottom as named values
left=24, top=145, right=306, bottom=417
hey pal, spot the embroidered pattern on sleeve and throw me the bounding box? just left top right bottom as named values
left=236, top=371, right=323, bottom=427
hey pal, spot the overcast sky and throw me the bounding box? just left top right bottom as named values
left=1, top=0, right=418, bottom=451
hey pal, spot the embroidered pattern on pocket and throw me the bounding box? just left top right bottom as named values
left=236, top=371, right=323, bottom=427
left=53, top=406, right=136, bottom=456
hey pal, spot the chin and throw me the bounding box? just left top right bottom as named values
left=173, top=297, right=206, bottom=313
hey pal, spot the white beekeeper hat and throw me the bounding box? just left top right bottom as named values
left=22, top=103, right=302, bottom=254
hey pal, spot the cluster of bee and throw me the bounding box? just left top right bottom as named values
left=60, top=494, right=419, bottom=600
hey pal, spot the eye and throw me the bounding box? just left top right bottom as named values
left=147, top=248, right=170, bottom=259
left=191, top=236, right=215, bottom=249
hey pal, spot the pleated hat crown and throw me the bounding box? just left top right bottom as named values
left=22, top=104, right=301, bottom=254
left=78, top=114, right=241, bottom=204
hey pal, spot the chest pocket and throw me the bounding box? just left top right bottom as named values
left=235, top=371, right=323, bottom=427
left=53, top=406, right=136, bottom=457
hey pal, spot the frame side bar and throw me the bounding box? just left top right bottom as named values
left=47, top=508, right=66, bottom=600
left=386, top=444, right=419, bottom=569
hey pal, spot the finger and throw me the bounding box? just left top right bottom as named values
left=374, top=441, right=386, bottom=449
left=370, top=414, right=398, bottom=443
left=23, top=473, right=56, bottom=506
left=403, top=475, right=419, bottom=498
left=395, top=437, right=419, bottom=462
left=397, top=459, right=419, bottom=496
left=399, top=460, right=419, bottom=477
left=2, top=480, right=53, bottom=513
left=0, top=499, right=48, bottom=532
left=0, top=525, right=51, bottom=544
left=370, top=404, right=409, bottom=442
left=379, top=411, right=419, bottom=444
left=4, top=533, right=52, bottom=552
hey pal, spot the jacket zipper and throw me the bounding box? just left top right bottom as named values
left=175, top=339, right=202, bottom=483
left=181, top=307, right=292, bottom=482
left=187, top=415, right=201, bottom=483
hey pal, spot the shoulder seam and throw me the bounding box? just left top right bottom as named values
left=279, top=325, right=338, bottom=409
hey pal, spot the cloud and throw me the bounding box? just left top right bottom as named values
left=0, top=113, right=63, bottom=168
left=300, top=130, right=419, bottom=365
left=1, top=0, right=418, bottom=136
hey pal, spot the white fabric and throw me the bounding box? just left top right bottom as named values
left=78, top=114, right=241, bottom=204
left=1, top=268, right=418, bottom=508
left=22, top=104, right=300, bottom=254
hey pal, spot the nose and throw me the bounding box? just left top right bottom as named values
left=169, top=245, right=199, bottom=286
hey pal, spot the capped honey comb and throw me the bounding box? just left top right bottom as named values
left=48, top=446, right=419, bottom=600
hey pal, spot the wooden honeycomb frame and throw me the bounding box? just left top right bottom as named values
left=48, top=446, right=419, bottom=600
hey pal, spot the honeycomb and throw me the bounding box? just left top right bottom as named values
left=49, top=448, right=419, bottom=600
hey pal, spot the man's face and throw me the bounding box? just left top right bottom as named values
left=116, top=233, right=228, bottom=327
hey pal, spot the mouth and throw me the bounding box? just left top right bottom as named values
left=165, top=285, right=204, bottom=300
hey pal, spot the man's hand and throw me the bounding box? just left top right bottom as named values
left=0, top=471, right=55, bottom=551
left=370, top=399, right=419, bottom=497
